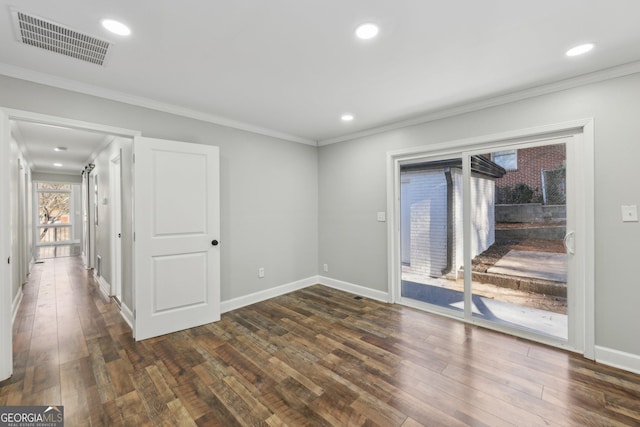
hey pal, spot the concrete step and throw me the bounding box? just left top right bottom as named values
left=470, top=270, right=567, bottom=297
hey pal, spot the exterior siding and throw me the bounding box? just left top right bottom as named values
left=401, top=167, right=495, bottom=278
left=401, top=169, right=448, bottom=277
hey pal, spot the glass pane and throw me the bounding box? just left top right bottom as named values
left=400, top=157, right=464, bottom=314
left=38, top=225, right=72, bottom=244
left=37, top=182, right=71, bottom=190
left=492, top=150, right=517, bottom=170
left=38, top=191, right=70, bottom=225
left=472, top=143, right=568, bottom=339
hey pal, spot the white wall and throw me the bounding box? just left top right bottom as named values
left=90, top=138, right=132, bottom=302
left=0, top=75, right=319, bottom=307
left=7, top=136, right=33, bottom=313
left=319, top=72, right=640, bottom=359
left=9, top=136, right=21, bottom=304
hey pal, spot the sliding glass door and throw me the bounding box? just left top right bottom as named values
left=396, top=135, right=582, bottom=348
left=468, top=141, right=569, bottom=340
left=400, top=155, right=465, bottom=316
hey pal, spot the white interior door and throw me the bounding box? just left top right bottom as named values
left=111, top=154, right=122, bottom=301
left=134, top=136, right=220, bottom=340
left=0, top=110, right=12, bottom=381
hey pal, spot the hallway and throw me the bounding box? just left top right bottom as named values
left=0, top=257, right=131, bottom=423
left=2, top=258, right=640, bottom=426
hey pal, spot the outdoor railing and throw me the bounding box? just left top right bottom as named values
left=37, top=224, right=72, bottom=245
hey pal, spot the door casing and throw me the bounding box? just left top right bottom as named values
left=0, top=108, right=140, bottom=381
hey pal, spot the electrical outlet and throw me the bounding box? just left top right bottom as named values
left=323, top=264, right=328, bottom=272
left=621, top=205, right=639, bottom=222
left=258, top=267, right=265, bottom=278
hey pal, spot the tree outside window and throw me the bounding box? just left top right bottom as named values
left=37, top=183, right=71, bottom=242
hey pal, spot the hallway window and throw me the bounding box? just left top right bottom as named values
left=36, top=182, right=73, bottom=245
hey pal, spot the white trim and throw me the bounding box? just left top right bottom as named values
left=595, top=346, right=640, bottom=375
left=94, top=271, right=111, bottom=300
left=319, top=61, right=640, bottom=145
left=387, top=119, right=595, bottom=358
left=387, top=119, right=589, bottom=160
left=120, top=303, right=134, bottom=331
left=2, top=108, right=141, bottom=138
left=580, top=120, right=596, bottom=360
left=220, top=276, right=318, bottom=313
left=0, top=63, right=316, bottom=146
left=318, top=276, right=391, bottom=303
left=11, top=287, right=23, bottom=325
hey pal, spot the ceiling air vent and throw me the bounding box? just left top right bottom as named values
left=11, top=9, right=111, bottom=66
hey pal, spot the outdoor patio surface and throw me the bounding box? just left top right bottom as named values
left=487, top=249, right=567, bottom=282
left=401, top=280, right=568, bottom=339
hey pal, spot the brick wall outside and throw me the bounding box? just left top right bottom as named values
left=495, top=144, right=566, bottom=193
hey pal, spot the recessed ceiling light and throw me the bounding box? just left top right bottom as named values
left=53, top=163, right=63, bottom=167
left=101, top=19, right=131, bottom=36
left=566, top=43, right=594, bottom=57
left=355, top=23, right=379, bottom=40
left=341, top=114, right=354, bottom=122
left=54, top=147, right=67, bottom=152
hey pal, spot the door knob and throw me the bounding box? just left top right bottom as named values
left=211, top=240, right=219, bottom=246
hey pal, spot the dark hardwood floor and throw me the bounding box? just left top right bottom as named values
left=1, top=257, right=639, bottom=426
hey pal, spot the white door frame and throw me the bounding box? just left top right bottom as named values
left=110, top=152, right=123, bottom=302
left=0, top=107, right=140, bottom=381
left=387, top=118, right=595, bottom=358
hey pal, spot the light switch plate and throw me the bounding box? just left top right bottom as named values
left=377, top=212, right=386, bottom=222
left=621, top=205, right=638, bottom=222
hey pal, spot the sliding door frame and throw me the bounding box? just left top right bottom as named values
left=387, top=119, right=595, bottom=358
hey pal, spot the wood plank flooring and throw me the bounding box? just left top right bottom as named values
left=1, top=257, right=640, bottom=426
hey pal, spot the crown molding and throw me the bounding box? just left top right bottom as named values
left=318, top=60, right=640, bottom=146
left=0, top=63, right=317, bottom=146
left=4, top=60, right=640, bottom=149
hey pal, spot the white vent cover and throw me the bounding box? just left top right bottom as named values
left=11, top=9, right=111, bottom=66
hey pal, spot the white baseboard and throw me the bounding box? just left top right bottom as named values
left=595, top=346, right=640, bottom=375
left=94, top=272, right=111, bottom=300
left=318, top=276, right=391, bottom=303
left=220, top=276, right=319, bottom=313
left=11, top=288, right=23, bottom=325
left=120, top=303, right=134, bottom=331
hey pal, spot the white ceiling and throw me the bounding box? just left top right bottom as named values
left=2, top=0, right=640, bottom=146
left=11, top=120, right=112, bottom=174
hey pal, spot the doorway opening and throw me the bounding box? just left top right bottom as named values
left=1, top=107, right=139, bottom=381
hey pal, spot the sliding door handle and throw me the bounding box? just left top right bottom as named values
left=563, top=231, right=575, bottom=255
